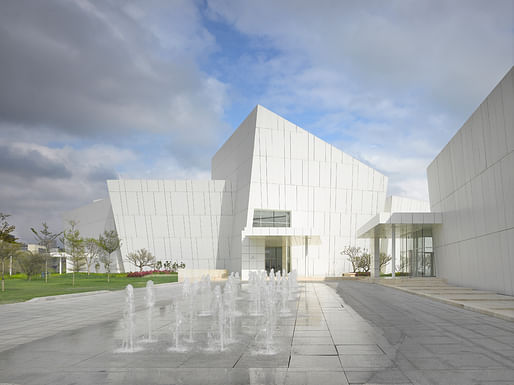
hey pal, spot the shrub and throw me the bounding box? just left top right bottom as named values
left=126, top=269, right=177, bottom=278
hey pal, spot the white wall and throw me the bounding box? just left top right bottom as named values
left=244, top=106, right=388, bottom=277
left=107, top=179, right=233, bottom=272
left=427, top=67, right=514, bottom=295
left=384, top=196, right=430, bottom=213
left=212, top=107, right=258, bottom=274
left=65, top=105, right=395, bottom=278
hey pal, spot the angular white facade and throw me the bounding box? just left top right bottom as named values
left=383, top=196, right=430, bottom=213
left=212, top=106, right=388, bottom=278
left=427, top=67, right=514, bottom=295
left=107, top=179, right=233, bottom=271
left=68, top=105, right=391, bottom=278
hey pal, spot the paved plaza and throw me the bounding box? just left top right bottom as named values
left=0, top=281, right=513, bottom=384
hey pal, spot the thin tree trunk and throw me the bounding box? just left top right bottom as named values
left=2, top=260, right=5, bottom=292
left=45, top=259, right=48, bottom=283
left=107, top=272, right=110, bottom=283
left=72, top=271, right=75, bottom=287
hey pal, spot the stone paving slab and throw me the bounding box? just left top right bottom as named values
left=334, top=280, right=514, bottom=384
left=375, top=277, right=514, bottom=321
left=0, top=282, right=181, bottom=353
left=1, top=280, right=514, bottom=384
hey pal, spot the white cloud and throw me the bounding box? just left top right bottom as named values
left=0, top=0, right=231, bottom=242
left=0, top=138, right=141, bottom=241
left=207, top=0, right=513, bottom=202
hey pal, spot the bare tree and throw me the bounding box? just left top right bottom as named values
left=340, top=246, right=362, bottom=273
left=127, top=249, right=156, bottom=271
left=358, top=252, right=371, bottom=272
left=62, top=221, right=85, bottom=286
left=30, top=222, right=63, bottom=283
left=379, top=252, right=392, bottom=273
left=0, top=240, right=20, bottom=291
left=84, top=238, right=101, bottom=275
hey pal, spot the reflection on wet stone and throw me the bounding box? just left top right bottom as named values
left=1, top=277, right=514, bottom=384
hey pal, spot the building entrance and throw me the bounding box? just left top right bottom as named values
left=399, top=228, right=435, bottom=277
left=265, top=247, right=282, bottom=273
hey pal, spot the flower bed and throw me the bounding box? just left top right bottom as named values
left=127, top=270, right=177, bottom=278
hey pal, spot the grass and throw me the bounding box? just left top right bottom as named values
left=0, top=272, right=178, bottom=304
left=380, top=272, right=411, bottom=277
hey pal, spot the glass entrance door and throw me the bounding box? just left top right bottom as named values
left=265, top=247, right=282, bottom=273
left=399, top=227, right=435, bottom=277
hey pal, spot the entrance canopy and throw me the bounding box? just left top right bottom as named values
left=357, top=212, right=442, bottom=239
left=357, top=212, right=442, bottom=278
left=241, top=228, right=321, bottom=275
left=242, top=227, right=321, bottom=245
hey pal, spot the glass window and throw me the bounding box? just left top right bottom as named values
left=253, top=210, right=290, bottom=227
left=398, top=227, right=434, bottom=277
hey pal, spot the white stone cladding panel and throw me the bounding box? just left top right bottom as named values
left=427, top=67, right=514, bottom=295
left=245, top=106, right=388, bottom=277
left=108, top=179, right=233, bottom=272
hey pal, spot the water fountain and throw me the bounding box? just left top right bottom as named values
left=183, top=279, right=197, bottom=343
left=249, top=271, right=263, bottom=316
left=213, top=286, right=225, bottom=351
left=168, top=300, right=187, bottom=352
left=279, top=276, right=292, bottom=317
left=223, top=283, right=235, bottom=342
left=263, top=283, right=277, bottom=354
left=116, top=284, right=143, bottom=353
left=198, top=275, right=213, bottom=317
left=114, top=270, right=301, bottom=355
left=141, top=280, right=156, bottom=342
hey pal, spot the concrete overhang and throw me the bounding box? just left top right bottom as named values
left=357, top=212, right=443, bottom=239
left=242, top=227, right=321, bottom=245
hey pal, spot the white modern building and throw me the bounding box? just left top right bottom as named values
left=358, top=66, right=514, bottom=295
left=426, top=67, right=514, bottom=295
left=66, top=66, right=513, bottom=295
left=67, top=105, right=405, bottom=279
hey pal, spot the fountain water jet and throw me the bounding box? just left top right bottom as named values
left=115, top=284, right=143, bottom=353
left=141, top=280, right=157, bottom=342
left=183, top=279, right=197, bottom=343
left=198, top=275, right=213, bottom=317
left=168, top=301, right=187, bottom=352
left=214, top=286, right=225, bottom=351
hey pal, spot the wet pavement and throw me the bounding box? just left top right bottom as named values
left=334, top=280, right=514, bottom=384
left=0, top=281, right=513, bottom=384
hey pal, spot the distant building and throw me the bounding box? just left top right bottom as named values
left=19, top=243, right=66, bottom=274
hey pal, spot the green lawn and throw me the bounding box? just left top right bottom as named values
left=0, top=273, right=178, bottom=304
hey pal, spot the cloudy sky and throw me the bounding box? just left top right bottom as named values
left=1, top=0, right=512, bottom=242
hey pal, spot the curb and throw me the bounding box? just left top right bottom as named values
left=26, top=281, right=181, bottom=303
left=27, top=290, right=113, bottom=302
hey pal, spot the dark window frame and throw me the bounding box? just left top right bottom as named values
left=253, top=209, right=291, bottom=227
